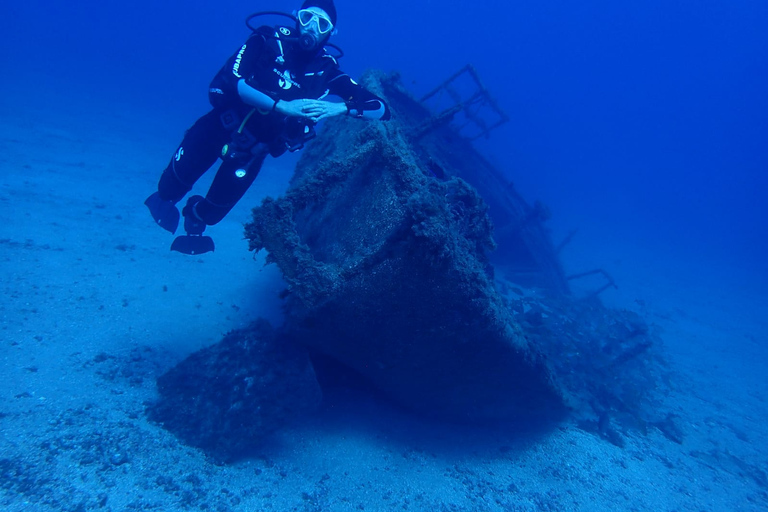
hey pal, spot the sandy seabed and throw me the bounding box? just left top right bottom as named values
left=1, top=96, right=766, bottom=512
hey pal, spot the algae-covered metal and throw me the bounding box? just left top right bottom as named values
left=245, top=71, right=568, bottom=420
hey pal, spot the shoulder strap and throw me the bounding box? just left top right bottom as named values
left=254, top=25, right=299, bottom=64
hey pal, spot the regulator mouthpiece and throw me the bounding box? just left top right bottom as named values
left=299, top=32, right=319, bottom=51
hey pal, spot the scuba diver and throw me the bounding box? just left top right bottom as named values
left=145, top=0, right=390, bottom=255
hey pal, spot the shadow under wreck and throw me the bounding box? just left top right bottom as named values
left=149, top=68, right=670, bottom=461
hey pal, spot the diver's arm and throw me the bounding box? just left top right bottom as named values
left=345, top=95, right=388, bottom=120
left=346, top=98, right=387, bottom=120
left=237, top=80, right=333, bottom=120
left=237, top=80, right=279, bottom=110
left=327, top=72, right=391, bottom=121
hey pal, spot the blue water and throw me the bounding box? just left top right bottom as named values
left=2, top=1, right=767, bottom=510
left=3, top=0, right=765, bottom=276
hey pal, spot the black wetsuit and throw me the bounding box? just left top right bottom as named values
left=155, top=24, right=390, bottom=226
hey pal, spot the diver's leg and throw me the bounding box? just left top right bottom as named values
left=171, top=144, right=269, bottom=255
left=146, top=110, right=228, bottom=233
left=194, top=144, right=269, bottom=225
left=158, top=110, right=229, bottom=201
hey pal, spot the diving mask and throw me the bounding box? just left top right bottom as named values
left=297, top=9, right=334, bottom=34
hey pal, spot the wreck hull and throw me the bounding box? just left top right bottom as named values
left=247, top=114, right=564, bottom=420
left=287, top=261, right=562, bottom=421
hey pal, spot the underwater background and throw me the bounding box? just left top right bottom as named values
left=1, top=0, right=767, bottom=510
left=3, top=0, right=766, bottom=275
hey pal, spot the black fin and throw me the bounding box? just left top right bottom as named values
left=170, top=235, right=215, bottom=255
left=145, top=192, right=180, bottom=234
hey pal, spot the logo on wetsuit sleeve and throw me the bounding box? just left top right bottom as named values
left=232, top=44, right=247, bottom=78
left=274, top=69, right=300, bottom=90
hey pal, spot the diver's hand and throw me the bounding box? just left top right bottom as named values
left=275, top=99, right=348, bottom=123
left=304, top=101, right=348, bottom=122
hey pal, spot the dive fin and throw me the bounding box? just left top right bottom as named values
left=145, top=192, right=180, bottom=234
left=171, top=235, right=215, bottom=255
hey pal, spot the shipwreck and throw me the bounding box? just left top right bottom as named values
left=149, top=67, right=668, bottom=460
